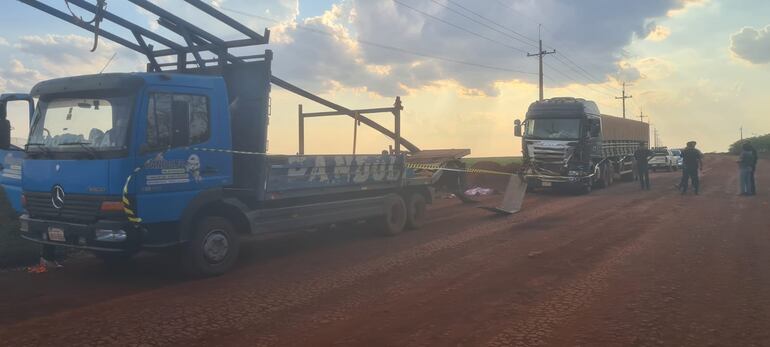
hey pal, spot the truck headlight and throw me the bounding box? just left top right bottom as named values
left=95, top=229, right=127, bottom=242
left=19, top=219, right=29, bottom=232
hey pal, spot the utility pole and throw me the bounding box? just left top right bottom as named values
left=639, top=108, right=647, bottom=123
left=740, top=126, right=743, bottom=141
left=527, top=24, right=555, bottom=101
left=615, top=82, right=633, bottom=118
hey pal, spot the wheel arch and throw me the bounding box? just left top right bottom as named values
left=178, top=188, right=251, bottom=242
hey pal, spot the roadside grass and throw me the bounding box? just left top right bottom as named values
left=462, top=156, right=522, bottom=167
left=0, top=190, right=38, bottom=267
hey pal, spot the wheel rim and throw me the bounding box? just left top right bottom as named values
left=202, top=229, right=229, bottom=264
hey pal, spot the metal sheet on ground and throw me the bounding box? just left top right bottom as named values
left=480, top=175, right=527, bottom=215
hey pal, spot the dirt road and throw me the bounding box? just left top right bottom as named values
left=1, top=154, right=769, bottom=346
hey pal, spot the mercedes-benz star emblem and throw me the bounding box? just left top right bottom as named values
left=51, top=185, right=65, bottom=209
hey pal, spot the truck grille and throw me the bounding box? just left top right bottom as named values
left=25, top=192, right=106, bottom=223
left=529, top=145, right=569, bottom=163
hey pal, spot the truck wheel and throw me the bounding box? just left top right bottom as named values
left=182, top=216, right=241, bottom=277
left=596, top=165, right=611, bottom=188
left=378, top=194, right=407, bottom=236
left=405, top=192, right=427, bottom=230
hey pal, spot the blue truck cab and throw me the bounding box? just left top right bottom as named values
left=19, top=55, right=434, bottom=276
left=0, top=93, right=34, bottom=213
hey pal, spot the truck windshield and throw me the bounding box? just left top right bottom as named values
left=525, top=118, right=581, bottom=140
left=28, top=95, right=132, bottom=153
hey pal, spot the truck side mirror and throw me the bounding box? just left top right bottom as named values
left=514, top=119, right=522, bottom=137
left=0, top=102, right=10, bottom=150
left=171, top=100, right=190, bottom=148
left=0, top=119, right=10, bottom=150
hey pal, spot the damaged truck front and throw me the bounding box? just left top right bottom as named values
left=514, top=97, right=649, bottom=194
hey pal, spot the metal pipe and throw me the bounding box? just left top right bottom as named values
left=270, top=75, right=421, bottom=153
left=19, top=0, right=143, bottom=53
left=182, top=0, right=268, bottom=43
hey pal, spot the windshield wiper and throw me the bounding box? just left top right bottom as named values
left=25, top=143, right=53, bottom=157
left=60, top=141, right=101, bottom=159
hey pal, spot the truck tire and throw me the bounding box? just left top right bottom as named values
left=405, top=192, right=427, bottom=230
left=182, top=216, right=241, bottom=277
left=596, top=164, right=611, bottom=188
left=378, top=194, right=407, bottom=236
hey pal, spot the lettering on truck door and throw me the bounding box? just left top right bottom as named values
left=133, top=89, right=232, bottom=223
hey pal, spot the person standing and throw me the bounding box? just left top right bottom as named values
left=738, top=142, right=757, bottom=196
left=680, top=141, right=704, bottom=195
left=634, top=144, right=654, bottom=190
left=746, top=142, right=758, bottom=195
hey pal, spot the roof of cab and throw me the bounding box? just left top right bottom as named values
left=526, top=97, right=601, bottom=118
left=30, top=72, right=222, bottom=97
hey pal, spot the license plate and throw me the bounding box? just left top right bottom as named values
left=542, top=181, right=552, bottom=187
left=48, top=227, right=66, bottom=242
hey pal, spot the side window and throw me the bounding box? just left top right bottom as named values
left=146, top=93, right=210, bottom=150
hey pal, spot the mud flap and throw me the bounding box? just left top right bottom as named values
left=480, top=175, right=527, bottom=215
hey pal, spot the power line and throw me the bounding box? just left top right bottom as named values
left=431, top=0, right=538, bottom=48
left=490, top=1, right=623, bottom=93
left=392, top=0, right=529, bottom=54
left=543, top=61, right=615, bottom=98
left=543, top=75, right=621, bottom=114
left=219, top=6, right=536, bottom=75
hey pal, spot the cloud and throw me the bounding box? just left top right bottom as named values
left=667, top=0, right=708, bottom=17
left=730, top=25, right=770, bottom=64
left=0, top=59, right=47, bottom=91
left=645, top=24, right=671, bottom=41
left=261, top=0, right=704, bottom=97
left=0, top=37, right=8, bottom=46
left=13, top=34, right=143, bottom=76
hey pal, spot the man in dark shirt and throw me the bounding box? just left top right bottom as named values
left=634, top=144, right=654, bottom=190
left=680, top=141, right=704, bottom=195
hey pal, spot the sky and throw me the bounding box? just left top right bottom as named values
left=1, top=0, right=769, bottom=156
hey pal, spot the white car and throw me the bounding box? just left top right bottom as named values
left=648, top=149, right=677, bottom=172
left=670, top=149, right=683, bottom=169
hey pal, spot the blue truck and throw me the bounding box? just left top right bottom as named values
left=0, top=93, right=34, bottom=214
left=16, top=0, right=468, bottom=276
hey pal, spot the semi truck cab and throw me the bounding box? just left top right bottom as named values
left=514, top=98, right=604, bottom=192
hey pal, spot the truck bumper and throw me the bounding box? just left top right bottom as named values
left=19, top=215, right=180, bottom=252
left=526, top=174, right=591, bottom=188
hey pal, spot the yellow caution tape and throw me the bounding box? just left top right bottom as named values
left=121, top=149, right=514, bottom=224
left=405, top=163, right=516, bottom=176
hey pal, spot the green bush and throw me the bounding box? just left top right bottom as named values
left=729, top=134, right=770, bottom=155
left=0, top=189, right=39, bottom=267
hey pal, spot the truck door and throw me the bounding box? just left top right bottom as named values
left=132, top=89, right=233, bottom=224
left=0, top=94, right=34, bottom=213
left=587, top=117, right=602, bottom=159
